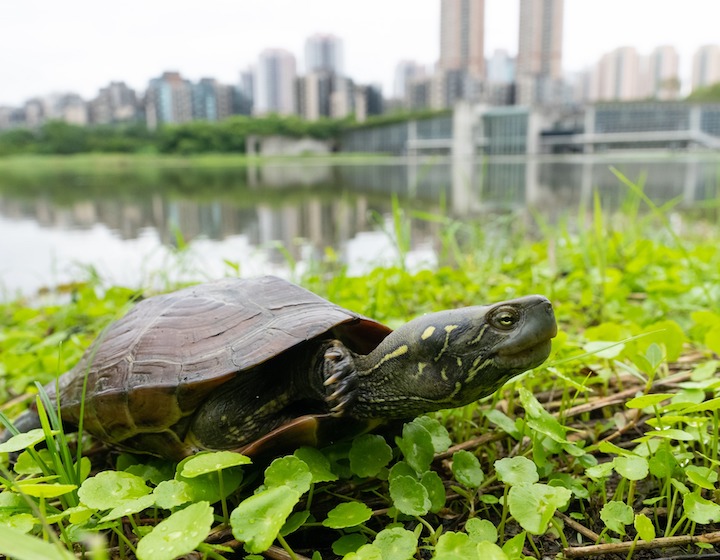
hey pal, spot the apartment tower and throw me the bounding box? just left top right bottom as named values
left=305, top=34, right=344, bottom=75
left=516, top=0, right=564, bottom=104
left=255, top=49, right=297, bottom=115
left=692, top=45, right=720, bottom=91
left=647, top=46, right=680, bottom=99
left=437, top=0, right=485, bottom=106
left=439, top=0, right=485, bottom=79
left=591, top=47, right=641, bottom=101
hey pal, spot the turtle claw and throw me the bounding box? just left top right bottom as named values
left=322, top=341, right=358, bottom=416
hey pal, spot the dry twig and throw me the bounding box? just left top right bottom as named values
left=563, top=530, right=720, bottom=558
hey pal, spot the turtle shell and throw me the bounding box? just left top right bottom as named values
left=54, top=276, right=392, bottom=449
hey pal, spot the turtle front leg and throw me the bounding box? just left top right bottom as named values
left=322, top=341, right=360, bottom=416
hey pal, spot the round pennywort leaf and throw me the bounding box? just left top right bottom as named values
left=634, top=513, right=655, bottom=541
left=323, top=502, right=372, bottom=529
left=389, top=475, right=430, bottom=516
left=374, top=527, right=417, bottom=560
left=230, top=485, right=301, bottom=553
left=466, top=517, right=498, bottom=543
left=180, top=451, right=251, bottom=477
left=452, top=450, right=484, bottom=488
left=396, top=422, right=434, bottom=474
left=412, top=416, right=452, bottom=453
left=264, top=456, right=312, bottom=495
left=136, top=501, right=213, bottom=560
left=294, top=447, right=338, bottom=483
left=78, top=471, right=151, bottom=510
left=683, top=493, right=720, bottom=524
left=508, top=483, right=572, bottom=535
left=495, top=456, right=538, bottom=486
left=349, top=434, right=393, bottom=477
left=600, top=501, right=634, bottom=535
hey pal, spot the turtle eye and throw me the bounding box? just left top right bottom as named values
left=490, top=306, right=520, bottom=330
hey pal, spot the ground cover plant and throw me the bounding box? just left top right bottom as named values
left=1, top=170, right=720, bottom=559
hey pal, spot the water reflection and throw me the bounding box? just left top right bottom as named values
left=0, top=154, right=718, bottom=296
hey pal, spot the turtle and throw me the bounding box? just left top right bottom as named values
left=2, top=276, right=557, bottom=461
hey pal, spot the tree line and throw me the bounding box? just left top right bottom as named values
left=0, top=110, right=448, bottom=156
left=0, top=115, right=348, bottom=156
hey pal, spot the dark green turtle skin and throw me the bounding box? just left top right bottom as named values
left=2, top=276, right=557, bottom=461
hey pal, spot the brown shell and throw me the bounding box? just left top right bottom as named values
left=54, top=276, right=392, bottom=443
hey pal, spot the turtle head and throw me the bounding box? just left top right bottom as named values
left=350, top=295, right=557, bottom=419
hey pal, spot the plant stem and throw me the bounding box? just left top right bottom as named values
left=276, top=533, right=298, bottom=560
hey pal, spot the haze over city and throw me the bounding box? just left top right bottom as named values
left=2, top=0, right=719, bottom=106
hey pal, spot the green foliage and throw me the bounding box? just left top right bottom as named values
left=686, top=81, right=720, bottom=102
left=135, top=501, right=213, bottom=560
left=0, top=114, right=350, bottom=156
left=2, top=168, right=720, bottom=557
left=451, top=450, right=485, bottom=488
left=322, top=502, right=373, bottom=529
left=349, top=434, right=393, bottom=477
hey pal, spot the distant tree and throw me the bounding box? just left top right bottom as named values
left=0, top=128, right=37, bottom=155
left=687, top=82, right=720, bottom=102
left=0, top=112, right=435, bottom=156
left=37, top=121, right=89, bottom=154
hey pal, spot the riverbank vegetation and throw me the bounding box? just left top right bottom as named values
left=1, top=171, right=720, bottom=558
left=0, top=110, right=450, bottom=157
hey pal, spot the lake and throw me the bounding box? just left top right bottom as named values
left=1, top=153, right=718, bottom=298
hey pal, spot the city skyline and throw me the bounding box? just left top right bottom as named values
left=2, top=0, right=719, bottom=107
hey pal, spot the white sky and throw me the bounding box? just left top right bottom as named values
left=1, top=0, right=718, bottom=106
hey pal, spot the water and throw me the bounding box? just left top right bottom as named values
left=0, top=154, right=718, bottom=298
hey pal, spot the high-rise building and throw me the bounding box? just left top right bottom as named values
left=305, top=34, right=344, bottom=75
left=255, top=49, right=297, bottom=115
left=145, top=72, right=193, bottom=129
left=487, top=49, right=516, bottom=85
left=89, top=82, right=138, bottom=125
left=436, top=0, right=485, bottom=107
left=692, top=45, right=720, bottom=91
left=516, top=0, right=564, bottom=105
left=646, top=46, right=680, bottom=100
left=43, top=93, right=88, bottom=126
left=192, top=78, right=234, bottom=121
left=439, top=0, right=485, bottom=79
left=296, top=71, right=334, bottom=120
left=405, top=76, right=433, bottom=110
left=23, top=99, right=45, bottom=127
left=394, top=61, right=426, bottom=100
left=330, top=76, right=356, bottom=118
left=590, top=47, right=642, bottom=101
left=487, top=49, right=517, bottom=105
left=356, top=84, right=383, bottom=120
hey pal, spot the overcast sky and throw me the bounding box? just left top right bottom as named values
left=1, top=0, right=718, bottom=106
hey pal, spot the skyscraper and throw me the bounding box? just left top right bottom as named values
left=436, top=0, right=485, bottom=107
left=393, top=61, right=426, bottom=99
left=439, top=0, right=485, bottom=79
left=305, top=34, right=344, bottom=75
left=89, top=82, right=138, bottom=125
left=516, top=0, right=564, bottom=105
left=296, top=72, right=334, bottom=120
left=692, top=45, right=720, bottom=91
left=646, top=46, right=680, bottom=100
left=192, top=78, right=234, bottom=121
left=145, top=72, right=193, bottom=129
left=590, top=47, right=642, bottom=101
left=255, top=49, right=297, bottom=115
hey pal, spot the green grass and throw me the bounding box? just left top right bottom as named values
left=1, top=171, right=720, bottom=559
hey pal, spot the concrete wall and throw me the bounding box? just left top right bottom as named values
left=247, top=135, right=332, bottom=156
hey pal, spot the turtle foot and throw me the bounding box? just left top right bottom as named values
left=323, top=341, right=358, bottom=416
